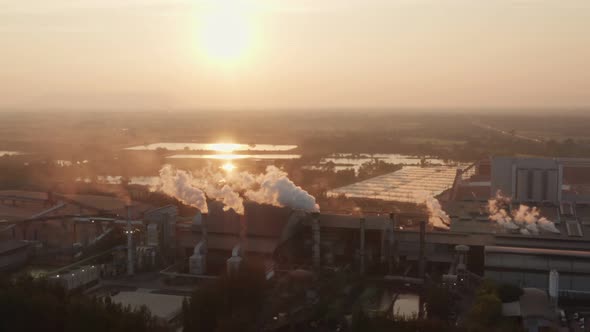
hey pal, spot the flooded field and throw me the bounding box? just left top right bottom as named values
left=125, top=143, right=297, bottom=152
left=315, top=154, right=453, bottom=173
left=327, top=166, right=460, bottom=203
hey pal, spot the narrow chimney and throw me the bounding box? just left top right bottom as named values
left=311, top=212, right=321, bottom=269
left=418, top=219, right=426, bottom=278
left=239, top=214, right=247, bottom=257
left=388, top=213, right=396, bottom=273
left=189, top=212, right=208, bottom=275
left=360, top=217, right=366, bottom=275
left=201, top=213, right=208, bottom=254
left=126, top=205, right=134, bottom=276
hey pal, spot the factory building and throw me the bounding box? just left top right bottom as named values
left=3, top=156, right=590, bottom=299
left=491, top=157, right=562, bottom=203
left=176, top=201, right=303, bottom=277
left=446, top=156, right=590, bottom=295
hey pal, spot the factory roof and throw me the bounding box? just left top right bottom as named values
left=315, top=214, right=391, bottom=230
left=0, top=190, right=155, bottom=222
left=203, top=201, right=294, bottom=238
left=0, top=240, right=29, bottom=254
left=58, top=194, right=154, bottom=215
left=327, top=166, right=459, bottom=203
left=0, top=203, right=48, bottom=221
left=0, top=190, right=49, bottom=201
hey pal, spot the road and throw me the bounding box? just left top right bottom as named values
left=472, top=121, right=544, bottom=144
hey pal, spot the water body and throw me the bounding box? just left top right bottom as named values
left=166, top=154, right=300, bottom=160
left=312, top=153, right=453, bottom=174
left=125, top=143, right=297, bottom=152
left=0, top=151, right=22, bottom=157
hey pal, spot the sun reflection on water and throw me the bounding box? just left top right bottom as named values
left=221, top=161, right=236, bottom=172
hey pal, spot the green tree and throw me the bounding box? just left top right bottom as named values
left=425, top=286, right=452, bottom=320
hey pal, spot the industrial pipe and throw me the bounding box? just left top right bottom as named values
left=312, top=212, right=320, bottom=269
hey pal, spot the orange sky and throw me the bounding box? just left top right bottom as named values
left=1, top=0, right=589, bottom=111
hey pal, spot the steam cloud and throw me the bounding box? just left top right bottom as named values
left=245, top=166, right=320, bottom=213
left=487, top=191, right=560, bottom=235
left=418, top=192, right=451, bottom=230
left=151, top=165, right=320, bottom=214
left=154, top=165, right=209, bottom=213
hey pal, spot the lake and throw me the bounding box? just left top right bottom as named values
left=166, top=154, right=300, bottom=160
left=125, top=143, right=298, bottom=152
left=312, top=153, right=454, bottom=173
left=0, top=151, right=23, bottom=157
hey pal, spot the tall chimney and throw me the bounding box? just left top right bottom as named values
left=311, top=212, right=321, bottom=269
left=549, top=269, right=559, bottom=307
left=360, top=217, right=366, bottom=275
left=418, top=219, right=426, bottom=278
left=126, top=205, right=134, bottom=276
left=189, top=212, right=208, bottom=275
left=201, top=213, right=208, bottom=254
left=239, top=214, right=247, bottom=257
left=388, top=213, right=396, bottom=273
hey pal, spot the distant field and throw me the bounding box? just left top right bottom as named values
left=400, top=137, right=466, bottom=146
left=518, top=131, right=590, bottom=142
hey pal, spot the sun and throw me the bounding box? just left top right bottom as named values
left=198, top=3, right=254, bottom=63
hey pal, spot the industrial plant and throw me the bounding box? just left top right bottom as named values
left=2, top=156, right=590, bottom=331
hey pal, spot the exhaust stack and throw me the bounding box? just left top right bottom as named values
left=126, top=205, right=134, bottom=276
left=311, top=212, right=321, bottom=269
left=419, top=219, right=426, bottom=278
left=384, top=213, right=396, bottom=274
left=189, top=212, right=208, bottom=275
left=360, top=217, right=366, bottom=275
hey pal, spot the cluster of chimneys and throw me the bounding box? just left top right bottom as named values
left=311, top=212, right=427, bottom=278
left=189, top=213, right=247, bottom=277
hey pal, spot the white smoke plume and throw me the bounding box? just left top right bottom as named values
left=245, top=166, right=320, bottom=213
left=152, top=165, right=209, bottom=213
left=418, top=192, right=450, bottom=230
left=487, top=191, right=560, bottom=235
left=199, top=182, right=245, bottom=215
left=152, top=165, right=319, bottom=214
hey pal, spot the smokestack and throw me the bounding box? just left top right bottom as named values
left=549, top=270, right=559, bottom=307
left=455, top=245, right=469, bottom=272
left=201, top=213, right=208, bottom=253
left=388, top=213, right=396, bottom=274
left=239, top=214, right=247, bottom=257
left=189, top=212, right=208, bottom=275
left=227, top=243, right=243, bottom=277
left=311, top=212, right=320, bottom=269
left=419, top=219, right=426, bottom=279
left=360, top=217, right=366, bottom=275
left=126, top=205, right=134, bottom=276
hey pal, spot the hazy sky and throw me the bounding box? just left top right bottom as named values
left=1, top=0, right=589, bottom=111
